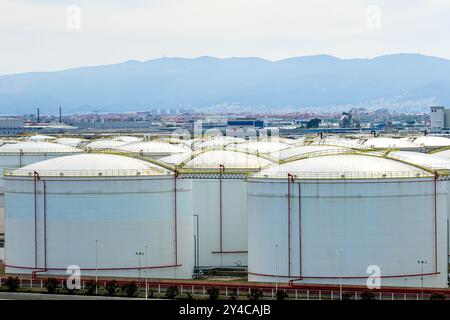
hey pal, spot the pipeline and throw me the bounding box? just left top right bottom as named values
left=9, top=263, right=182, bottom=272
left=287, top=173, right=294, bottom=277
left=32, top=171, right=48, bottom=279
left=33, top=172, right=38, bottom=269
left=174, top=169, right=179, bottom=266
left=298, top=182, right=302, bottom=280
left=219, top=164, right=225, bottom=254
left=246, top=271, right=441, bottom=282
left=433, top=171, right=438, bottom=273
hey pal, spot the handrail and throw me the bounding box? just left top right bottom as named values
left=251, top=170, right=434, bottom=180
left=4, top=168, right=170, bottom=177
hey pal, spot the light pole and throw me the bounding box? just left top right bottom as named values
left=339, top=250, right=343, bottom=301
left=136, top=251, right=144, bottom=279
left=145, top=245, right=148, bottom=299
left=275, top=244, right=279, bottom=292
left=95, top=240, right=98, bottom=295
left=418, top=260, right=427, bottom=300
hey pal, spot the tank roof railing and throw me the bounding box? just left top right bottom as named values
left=3, top=168, right=170, bottom=178
left=279, top=148, right=369, bottom=164
left=251, top=170, right=434, bottom=180
left=0, top=148, right=82, bottom=154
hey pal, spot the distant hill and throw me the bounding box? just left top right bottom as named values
left=1, top=53, right=450, bottom=114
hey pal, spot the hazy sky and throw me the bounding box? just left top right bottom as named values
left=1, top=0, right=449, bottom=75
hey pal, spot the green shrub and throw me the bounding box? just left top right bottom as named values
left=430, top=293, right=446, bottom=300
left=166, top=285, right=180, bottom=299
left=85, top=280, right=97, bottom=295
left=105, top=280, right=118, bottom=296
left=45, top=278, right=59, bottom=294
left=276, top=290, right=288, bottom=300
left=207, top=287, right=220, bottom=300
left=121, top=282, right=138, bottom=297
left=248, top=288, right=264, bottom=300
left=4, top=276, right=20, bottom=292
left=229, top=287, right=238, bottom=300
left=360, top=291, right=375, bottom=300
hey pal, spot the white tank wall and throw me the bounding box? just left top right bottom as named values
left=5, top=176, right=194, bottom=279
left=192, top=177, right=247, bottom=268
left=248, top=178, right=448, bottom=288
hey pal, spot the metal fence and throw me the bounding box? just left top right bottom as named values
left=0, top=277, right=445, bottom=300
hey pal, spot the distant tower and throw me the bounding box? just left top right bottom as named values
left=37, top=107, right=40, bottom=123
left=430, top=106, right=445, bottom=129
left=59, top=106, right=62, bottom=123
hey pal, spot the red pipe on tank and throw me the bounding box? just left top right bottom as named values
left=434, top=171, right=438, bottom=273
left=219, top=164, right=225, bottom=254
left=174, top=170, right=179, bottom=266
left=287, top=173, right=294, bottom=277
left=298, top=182, right=302, bottom=280
left=33, top=172, right=38, bottom=269
left=43, top=180, right=47, bottom=271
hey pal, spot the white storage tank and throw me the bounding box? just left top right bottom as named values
left=160, top=149, right=274, bottom=269
left=114, top=141, right=189, bottom=160
left=247, top=153, right=448, bottom=288
left=362, top=137, right=420, bottom=150
left=403, top=136, right=450, bottom=149
left=84, top=139, right=130, bottom=151
left=4, top=153, right=194, bottom=279
left=0, top=142, right=82, bottom=244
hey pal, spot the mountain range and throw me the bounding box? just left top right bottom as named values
left=1, top=53, right=450, bottom=114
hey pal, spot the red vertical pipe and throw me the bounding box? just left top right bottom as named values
left=287, top=173, right=294, bottom=277
left=33, top=172, right=38, bottom=269
left=174, top=170, right=179, bottom=266
left=43, top=180, right=47, bottom=270
left=219, top=164, right=225, bottom=253
left=298, top=182, right=302, bottom=279
left=434, top=172, right=438, bottom=273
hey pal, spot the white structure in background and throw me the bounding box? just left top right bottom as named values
left=402, top=136, right=450, bottom=149
left=55, top=137, right=85, bottom=148
left=114, top=141, right=189, bottom=160
left=362, top=137, right=420, bottom=150
left=0, top=142, right=82, bottom=256
left=4, top=154, right=194, bottom=279
left=84, top=139, right=131, bottom=151
left=269, top=145, right=351, bottom=162
left=27, top=135, right=57, bottom=142
left=160, top=149, right=274, bottom=268
left=430, top=106, right=450, bottom=130
left=111, top=136, right=142, bottom=143
left=247, top=154, right=448, bottom=288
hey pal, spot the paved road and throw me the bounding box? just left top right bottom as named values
left=0, top=292, right=148, bottom=300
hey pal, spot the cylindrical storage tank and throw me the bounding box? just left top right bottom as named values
left=114, top=141, right=189, bottom=160
left=270, top=145, right=351, bottom=163
left=28, top=135, right=57, bottom=142
left=160, top=149, right=274, bottom=269
left=84, top=139, right=130, bottom=151
left=55, top=137, right=85, bottom=148
left=4, top=153, right=193, bottom=279
left=403, top=136, right=450, bottom=150
left=247, top=154, right=448, bottom=288
left=362, top=137, right=420, bottom=150
left=387, top=151, right=450, bottom=265
left=0, top=142, right=82, bottom=252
